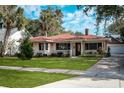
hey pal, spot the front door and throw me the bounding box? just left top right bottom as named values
left=75, top=43, right=81, bottom=56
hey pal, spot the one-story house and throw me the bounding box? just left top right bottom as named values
left=30, top=29, right=108, bottom=56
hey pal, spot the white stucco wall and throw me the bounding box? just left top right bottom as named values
left=33, top=42, right=52, bottom=56
left=33, top=41, right=107, bottom=56
left=33, top=43, right=39, bottom=55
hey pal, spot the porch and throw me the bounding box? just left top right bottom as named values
left=33, top=41, right=106, bottom=56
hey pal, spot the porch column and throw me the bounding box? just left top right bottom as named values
left=70, top=42, right=73, bottom=56
left=44, top=43, right=46, bottom=54
left=33, top=43, right=39, bottom=56
left=82, top=42, right=85, bottom=55
left=101, top=42, right=104, bottom=52
left=54, top=43, right=56, bottom=53
left=48, top=43, right=50, bottom=55
left=102, top=42, right=107, bottom=53
left=105, top=41, right=107, bottom=51
left=81, top=42, right=83, bottom=55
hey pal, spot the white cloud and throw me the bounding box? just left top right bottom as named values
left=17, top=5, right=104, bottom=35
left=18, top=5, right=41, bottom=19
left=62, top=9, right=98, bottom=34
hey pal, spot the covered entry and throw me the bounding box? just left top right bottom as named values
left=75, top=43, right=81, bottom=56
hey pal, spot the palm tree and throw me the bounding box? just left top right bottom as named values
left=16, top=7, right=25, bottom=30
left=0, top=6, right=25, bottom=56
left=39, top=6, right=63, bottom=36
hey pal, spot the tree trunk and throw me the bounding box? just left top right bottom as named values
left=0, top=28, right=11, bottom=57
left=104, top=18, right=107, bottom=36
left=45, top=31, right=47, bottom=37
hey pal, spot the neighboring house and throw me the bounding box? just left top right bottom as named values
left=107, top=35, right=124, bottom=54
left=6, top=29, right=27, bottom=55
left=30, top=29, right=108, bottom=56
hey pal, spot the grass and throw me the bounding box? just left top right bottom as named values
left=0, top=56, right=102, bottom=70
left=0, top=69, right=75, bottom=88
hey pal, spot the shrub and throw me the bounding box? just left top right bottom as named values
left=36, top=53, right=43, bottom=57
left=63, top=53, right=70, bottom=57
left=57, top=52, right=63, bottom=57
left=43, top=54, right=47, bottom=56
left=50, top=53, right=57, bottom=57
left=97, top=47, right=103, bottom=54
left=17, top=37, right=33, bottom=60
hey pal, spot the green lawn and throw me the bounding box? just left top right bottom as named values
left=0, top=56, right=102, bottom=70
left=0, top=69, right=75, bottom=88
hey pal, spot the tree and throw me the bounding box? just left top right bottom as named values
left=25, top=6, right=64, bottom=37
left=108, top=20, right=124, bottom=34
left=0, top=6, right=16, bottom=56
left=16, top=7, right=26, bottom=30
left=0, top=6, right=25, bottom=56
left=25, top=19, right=41, bottom=36
left=77, top=5, right=124, bottom=36
left=74, top=31, right=83, bottom=35
left=108, top=21, right=124, bottom=42
left=17, top=37, right=33, bottom=60
left=39, top=6, right=63, bottom=36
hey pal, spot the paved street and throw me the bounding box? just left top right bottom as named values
left=36, top=55, right=124, bottom=88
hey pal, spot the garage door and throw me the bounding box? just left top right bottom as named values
left=108, top=44, right=124, bottom=54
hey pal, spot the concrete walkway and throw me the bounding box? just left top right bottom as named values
left=0, top=66, right=84, bottom=75
left=36, top=55, right=124, bottom=88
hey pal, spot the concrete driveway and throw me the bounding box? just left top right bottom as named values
left=36, top=55, right=124, bottom=88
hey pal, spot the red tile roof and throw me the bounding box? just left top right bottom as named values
left=30, top=33, right=107, bottom=42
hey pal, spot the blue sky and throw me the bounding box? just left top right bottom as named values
left=18, top=5, right=104, bottom=36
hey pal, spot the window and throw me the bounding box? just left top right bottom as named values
left=39, top=43, right=48, bottom=50
left=39, top=43, right=44, bottom=50
left=98, top=43, right=102, bottom=48
left=56, top=43, right=70, bottom=50
left=45, top=43, right=48, bottom=50
left=85, top=43, right=102, bottom=50
left=0, top=22, right=3, bottom=29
